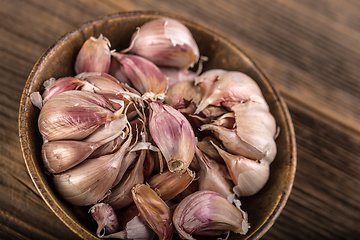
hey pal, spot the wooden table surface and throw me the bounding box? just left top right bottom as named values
left=1, top=0, right=360, bottom=239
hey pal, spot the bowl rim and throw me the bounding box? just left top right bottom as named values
left=18, top=10, right=297, bottom=240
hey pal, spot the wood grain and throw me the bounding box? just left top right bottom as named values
left=1, top=0, right=359, bottom=239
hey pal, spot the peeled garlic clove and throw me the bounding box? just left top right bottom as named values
left=131, top=183, right=173, bottom=240
left=148, top=168, right=195, bottom=201
left=231, top=96, right=277, bottom=164
left=173, top=190, right=249, bottom=239
left=195, top=148, right=234, bottom=199
left=53, top=132, right=132, bottom=206
left=111, top=52, right=167, bottom=97
left=89, top=203, right=120, bottom=238
left=42, top=76, right=93, bottom=104
left=127, top=18, right=199, bottom=70
left=149, top=101, right=196, bottom=173
left=194, top=69, right=263, bottom=114
left=200, top=123, right=264, bottom=160
left=38, top=90, right=124, bottom=141
left=75, top=34, right=111, bottom=74
left=212, top=143, right=270, bottom=197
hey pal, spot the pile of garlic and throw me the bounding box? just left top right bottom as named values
left=30, top=18, right=277, bottom=240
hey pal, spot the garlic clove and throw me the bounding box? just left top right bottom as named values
left=231, top=96, right=277, bottom=164
left=147, top=168, right=195, bottom=201
left=131, top=184, right=173, bottom=240
left=212, top=142, right=270, bottom=197
left=75, top=34, right=111, bottom=74
left=148, top=101, right=196, bottom=174
left=111, top=52, right=167, bottom=98
left=196, top=136, right=224, bottom=164
left=103, top=215, right=155, bottom=240
left=199, top=123, right=264, bottom=160
left=164, top=80, right=201, bottom=114
left=42, top=76, right=93, bottom=104
left=195, top=147, right=234, bottom=199
left=194, top=69, right=263, bottom=114
left=160, top=66, right=197, bottom=88
left=143, top=150, right=155, bottom=181
left=127, top=18, right=199, bottom=70
left=76, top=72, right=126, bottom=95
left=104, top=148, right=146, bottom=210
left=52, top=130, right=132, bottom=206
left=89, top=203, right=120, bottom=238
left=38, top=90, right=124, bottom=141
left=173, top=190, right=249, bottom=239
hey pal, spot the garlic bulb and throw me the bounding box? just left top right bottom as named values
left=173, top=190, right=249, bottom=239
left=148, top=168, right=195, bottom=201
left=38, top=90, right=124, bottom=141
left=111, top=52, right=167, bottom=99
left=89, top=203, right=120, bottom=238
left=75, top=34, right=111, bottom=74
left=131, top=184, right=173, bottom=240
left=194, top=69, right=263, bottom=114
left=148, top=101, right=196, bottom=173
left=212, top=142, right=270, bottom=197
left=52, top=131, right=132, bottom=206
left=127, top=18, right=199, bottom=70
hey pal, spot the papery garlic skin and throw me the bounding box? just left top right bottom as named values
left=128, top=18, right=199, bottom=70
left=89, top=203, right=120, bottom=237
left=194, top=69, right=263, bottom=114
left=75, top=34, right=111, bottom=74
left=38, top=90, right=123, bottom=141
left=131, top=184, right=173, bottom=240
left=160, top=67, right=197, bottom=88
left=149, top=101, right=196, bottom=173
left=212, top=143, right=270, bottom=197
left=173, top=190, right=249, bottom=239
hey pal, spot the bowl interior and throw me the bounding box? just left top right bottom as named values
left=19, top=11, right=296, bottom=240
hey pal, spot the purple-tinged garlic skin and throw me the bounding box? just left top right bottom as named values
left=38, top=90, right=123, bottom=141
left=111, top=52, right=167, bottom=96
left=89, top=203, right=120, bottom=238
left=128, top=18, right=199, bottom=70
left=173, top=190, right=249, bottom=239
left=42, top=77, right=91, bottom=104
left=149, top=101, right=196, bottom=173
left=131, top=184, right=174, bottom=240
left=75, top=34, right=111, bottom=74
left=160, top=67, right=197, bottom=88
left=194, top=69, right=263, bottom=114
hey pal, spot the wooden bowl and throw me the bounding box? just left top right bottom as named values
left=19, top=11, right=296, bottom=240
